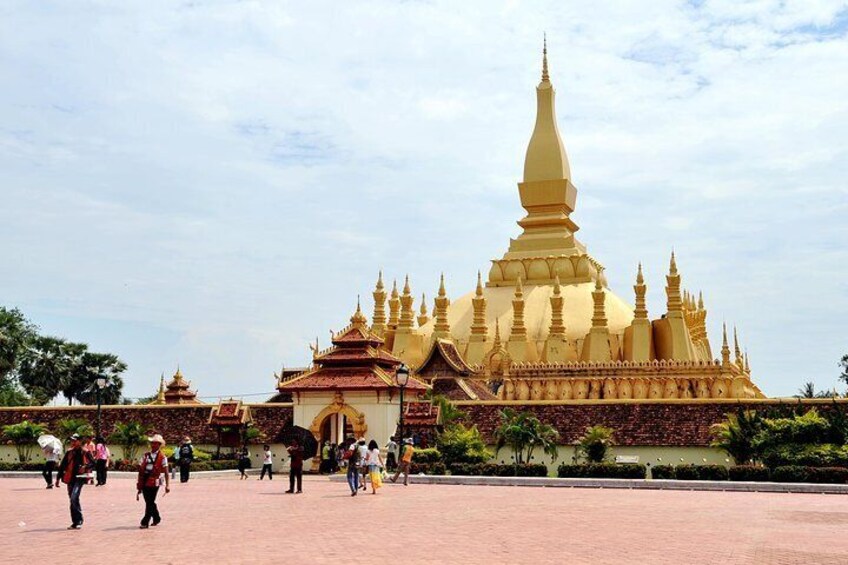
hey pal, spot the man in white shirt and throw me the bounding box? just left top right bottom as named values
left=43, top=444, right=61, bottom=489
left=259, top=444, right=274, bottom=480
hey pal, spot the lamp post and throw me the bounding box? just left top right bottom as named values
left=396, top=364, right=409, bottom=445
left=95, top=378, right=107, bottom=439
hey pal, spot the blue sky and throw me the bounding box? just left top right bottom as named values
left=1, top=0, right=846, bottom=401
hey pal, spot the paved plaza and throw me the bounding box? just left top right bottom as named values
left=2, top=475, right=848, bottom=564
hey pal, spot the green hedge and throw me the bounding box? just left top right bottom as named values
left=113, top=459, right=239, bottom=472
left=557, top=463, right=646, bottom=479
left=728, top=465, right=770, bottom=482
left=674, top=464, right=729, bottom=481
left=771, top=466, right=848, bottom=484
left=0, top=462, right=45, bottom=471
left=411, top=448, right=442, bottom=464
left=409, top=462, right=447, bottom=475
left=651, top=465, right=676, bottom=480
left=449, top=463, right=548, bottom=477
left=761, top=444, right=848, bottom=469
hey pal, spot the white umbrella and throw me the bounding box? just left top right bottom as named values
left=37, top=435, right=62, bottom=452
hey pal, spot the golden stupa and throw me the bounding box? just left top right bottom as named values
left=362, top=40, right=763, bottom=402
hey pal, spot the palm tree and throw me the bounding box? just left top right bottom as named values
left=109, top=421, right=147, bottom=462
left=2, top=420, right=48, bottom=462
left=494, top=409, right=560, bottom=471
left=710, top=410, right=762, bottom=465
left=796, top=382, right=817, bottom=399
left=433, top=395, right=466, bottom=428
left=575, top=425, right=615, bottom=463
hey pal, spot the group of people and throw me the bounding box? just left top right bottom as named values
left=344, top=436, right=414, bottom=496
left=47, top=430, right=415, bottom=529
left=49, top=433, right=195, bottom=530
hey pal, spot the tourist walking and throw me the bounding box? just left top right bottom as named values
left=55, top=433, right=94, bottom=529
left=345, top=441, right=361, bottom=496
left=82, top=435, right=96, bottom=485
left=385, top=436, right=398, bottom=472
left=357, top=438, right=369, bottom=491
left=137, top=434, right=170, bottom=529
left=320, top=441, right=330, bottom=474
left=177, top=436, right=194, bottom=483
left=42, top=441, right=61, bottom=489
left=284, top=439, right=304, bottom=494
left=94, top=436, right=111, bottom=486
left=259, top=444, right=273, bottom=480
left=366, top=440, right=384, bottom=494
left=390, top=438, right=415, bottom=486
left=238, top=446, right=251, bottom=480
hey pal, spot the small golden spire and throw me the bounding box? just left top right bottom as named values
left=515, top=275, right=524, bottom=298
left=591, top=270, right=608, bottom=329
left=634, top=263, right=648, bottom=321
left=350, top=296, right=368, bottom=327
left=553, top=273, right=561, bottom=296
left=376, top=270, right=384, bottom=291
left=403, top=274, right=411, bottom=295
left=438, top=273, right=447, bottom=297
left=371, top=271, right=388, bottom=335
left=549, top=273, right=565, bottom=337
left=417, top=293, right=429, bottom=327
left=733, top=325, right=742, bottom=365
left=721, top=322, right=731, bottom=367
left=510, top=276, right=527, bottom=338
left=156, top=373, right=166, bottom=404
left=541, top=33, right=549, bottom=83
left=470, top=271, right=488, bottom=341
left=475, top=270, right=484, bottom=297
left=433, top=273, right=451, bottom=338
left=636, top=262, right=644, bottom=285
left=670, top=250, right=678, bottom=276
left=493, top=319, right=502, bottom=346
left=387, top=279, right=400, bottom=329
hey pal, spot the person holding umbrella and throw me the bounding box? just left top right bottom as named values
left=55, top=433, right=94, bottom=529
left=38, top=434, right=62, bottom=489
left=136, top=434, right=170, bottom=529
left=284, top=439, right=304, bottom=494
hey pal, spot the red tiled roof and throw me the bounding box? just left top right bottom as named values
left=418, top=339, right=477, bottom=375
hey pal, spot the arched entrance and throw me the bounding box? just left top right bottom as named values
left=309, top=393, right=368, bottom=447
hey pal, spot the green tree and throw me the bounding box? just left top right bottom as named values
left=0, top=307, right=37, bottom=406
left=109, top=421, right=147, bottom=462
left=494, top=409, right=560, bottom=471
left=17, top=336, right=80, bottom=404
left=2, top=420, right=48, bottom=462
left=710, top=410, right=763, bottom=465
left=436, top=423, right=491, bottom=466
left=71, top=352, right=127, bottom=405
left=55, top=418, right=94, bottom=444
left=574, top=425, right=615, bottom=463
left=839, top=355, right=848, bottom=387
left=433, top=395, right=466, bottom=427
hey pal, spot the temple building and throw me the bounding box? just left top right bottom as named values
left=357, top=41, right=763, bottom=401
left=152, top=367, right=201, bottom=405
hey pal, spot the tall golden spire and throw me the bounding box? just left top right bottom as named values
left=417, top=293, right=429, bottom=327
left=155, top=373, right=166, bottom=405
left=721, top=323, right=731, bottom=367
left=433, top=273, right=451, bottom=339
left=470, top=271, right=488, bottom=341
left=523, top=35, right=570, bottom=183
left=591, top=275, right=608, bottom=329
left=387, top=279, right=400, bottom=329
left=510, top=277, right=527, bottom=338
left=634, top=262, right=648, bottom=321
left=666, top=251, right=683, bottom=316
left=398, top=275, right=415, bottom=330
left=548, top=274, right=565, bottom=337
left=371, top=271, right=387, bottom=336
left=733, top=326, right=743, bottom=367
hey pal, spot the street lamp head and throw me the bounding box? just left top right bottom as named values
left=96, top=378, right=107, bottom=389
left=396, top=364, right=410, bottom=387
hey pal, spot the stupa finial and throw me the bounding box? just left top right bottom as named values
left=475, top=270, right=484, bottom=297
left=721, top=322, right=731, bottom=367
left=541, top=33, right=549, bottom=83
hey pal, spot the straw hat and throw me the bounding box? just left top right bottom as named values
left=147, top=434, right=166, bottom=445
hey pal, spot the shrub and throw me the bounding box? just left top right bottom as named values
left=0, top=461, right=46, bottom=471
left=448, top=463, right=547, bottom=477
left=771, top=466, right=814, bottom=483
left=710, top=410, right=762, bottom=465
left=557, top=463, right=646, bottom=479
left=651, top=465, right=676, bottom=480
left=756, top=409, right=830, bottom=450
left=55, top=418, right=94, bottom=443
left=761, top=443, right=848, bottom=469
left=436, top=424, right=491, bottom=466
left=411, top=448, right=442, bottom=464
left=409, top=462, right=447, bottom=475
left=674, top=464, right=729, bottom=481
left=812, top=467, right=848, bottom=484
left=729, top=465, right=770, bottom=482
left=574, top=425, right=615, bottom=463
left=109, top=422, right=147, bottom=463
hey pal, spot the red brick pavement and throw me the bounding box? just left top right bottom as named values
left=2, top=476, right=847, bottom=564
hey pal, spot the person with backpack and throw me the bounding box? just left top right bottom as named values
left=55, top=433, right=94, bottom=529
left=137, top=434, right=170, bottom=529
left=346, top=440, right=362, bottom=496
left=177, top=436, right=194, bottom=483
